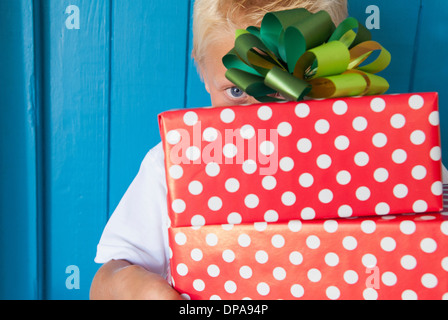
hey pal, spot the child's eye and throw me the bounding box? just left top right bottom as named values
left=226, top=86, right=246, bottom=99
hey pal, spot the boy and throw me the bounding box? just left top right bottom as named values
left=91, top=0, right=445, bottom=299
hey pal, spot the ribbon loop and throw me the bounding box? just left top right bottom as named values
left=223, top=8, right=391, bottom=102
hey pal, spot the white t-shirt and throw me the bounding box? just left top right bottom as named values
left=95, top=142, right=448, bottom=279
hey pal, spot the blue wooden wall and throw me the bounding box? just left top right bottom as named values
left=0, top=0, right=447, bottom=300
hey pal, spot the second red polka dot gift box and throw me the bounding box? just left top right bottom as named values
left=158, top=93, right=443, bottom=227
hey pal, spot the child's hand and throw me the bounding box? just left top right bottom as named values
left=90, top=259, right=184, bottom=300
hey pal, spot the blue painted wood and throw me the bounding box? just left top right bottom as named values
left=108, top=0, right=191, bottom=212
left=0, top=0, right=39, bottom=300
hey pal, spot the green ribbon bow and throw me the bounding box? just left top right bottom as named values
left=223, top=8, right=391, bottom=102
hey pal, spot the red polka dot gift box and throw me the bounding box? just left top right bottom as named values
left=158, top=92, right=447, bottom=299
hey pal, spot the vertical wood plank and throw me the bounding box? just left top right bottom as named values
left=0, top=0, right=39, bottom=300
left=410, top=0, right=448, bottom=162
left=109, top=0, right=190, bottom=212
left=39, top=0, right=111, bottom=299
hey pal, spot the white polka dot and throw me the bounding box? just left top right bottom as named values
left=420, top=238, right=437, bottom=253
left=191, top=215, right=205, bottom=226
left=370, top=97, right=386, bottom=112
left=363, top=288, right=378, bottom=300
left=245, top=194, right=259, bottom=209
left=227, top=212, right=242, bottom=224
left=264, top=210, right=279, bottom=222
left=225, top=178, right=240, bottom=193
left=277, top=122, right=292, bottom=137
left=323, top=220, right=338, bottom=233
left=354, top=152, right=369, bottom=167
left=193, top=279, right=205, bottom=291
left=412, top=165, right=427, bottom=180
left=381, top=237, right=397, bottom=252
left=239, top=266, right=253, bottom=279
left=240, top=124, right=255, bottom=139
left=260, top=140, right=275, bottom=156
left=301, top=207, right=316, bottom=220
left=410, top=130, right=426, bottom=145
left=374, top=168, right=389, bottom=182
left=223, top=143, right=237, bottom=158
left=402, top=290, right=418, bottom=300
left=291, top=284, right=304, bottom=298
left=401, top=255, right=417, bottom=270
left=441, top=221, right=448, bottom=235
left=257, top=282, right=270, bottom=296
left=175, top=232, right=187, bottom=245
left=333, top=100, right=348, bottom=115
left=203, top=127, right=218, bottom=142
left=222, top=249, right=235, bottom=262
left=289, top=251, right=303, bottom=265
left=336, top=170, right=351, bottom=185
left=430, top=146, right=442, bottom=161
left=297, top=138, right=312, bottom=153
left=390, top=114, right=406, bottom=129
left=271, top=234, right=285, bottom=248
left=299, top=173, right=314, bottom=187
left=409, top=94, right=424, bottom=109
left=207, top=264, right=220, bottom=277
left=220, top=108, right=235, bottom=123
left=255, top=250, right=269, bottom=264
left=208, top=196, right=223, bottom=211
left=343, top=236, right=357, bottom=250
left=334, top=135, right=350, bottom=150
left=441, top=257, right=448, bottom=271
left=362, top=254, right=377, bottom=268
left=273, top=267, right=287, bottom=280
left=191, top=248, right=203, bottom=261
left=167, top=130, right=181, bottom=144
left=400, top=220, right=416, bottom=235
left=361, top=220, right=376, bottom=234
left=316, top=154, right=332, bottom=169
left=258, top=106, right=273, bottom=120
left=421, top=273, right=438, bottom=288
left=279, top=157, right=294, bottom=172
left=413, top=200, right=428, bottom=213
left=262, top=175, right=277, bottom=190
left=315, top=119, right=330, bottom=134
left=238, top=234, right=251, bottom=247
left=172, top=199, right=186, bottom=213
left=353, top=116, right=368, bottom=131
left=344, top=270, right=359, bottom=284
left=242, top=159, right=257, bottom=174
left=393, top=184, right=408, bottom=198
left=382, top=272, right=397, bottom=286
left=183, top=111, right=198, bottom=126
left=186, top=146, right=201, bottom=161
left=206, top=233, right=218, bottom=246
left=356, top=186, right=371, bottom=201
left=392, top=149, right=407, bottom=164
left=288, top=220, right=302, bottom=232
left=431, top=181, right=443, bottom=196
left=326, top=286, right=340, bottom=300
left=338, top=205, right=353, bottom=218
left=281, top=191, right=296, bottom=206
left=205, top=162, right=220, bottom=177
left=306, top=235, right=320, bottom=249
left=188, top=180, right=203, bottom=195
left=169, top=165, right=183, bottom=179
left=319, top=189, right=333, bottom=204
left=372, top=133, right=387, bottom=148
left=224, top=280, right=237, bottom=294
left=307, top=268, right=322, bottom=282
left=295, top=103, right=310, bottom=118
left=429, top=111, right=439, bottom=126
left=375, top=202, right=390, bottom=215
left=325, top=252, right=339, bottom=267
left=176, top=262, right=192, bottom=278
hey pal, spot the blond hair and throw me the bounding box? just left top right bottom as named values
left=192, top=0, right=348, bottom=66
